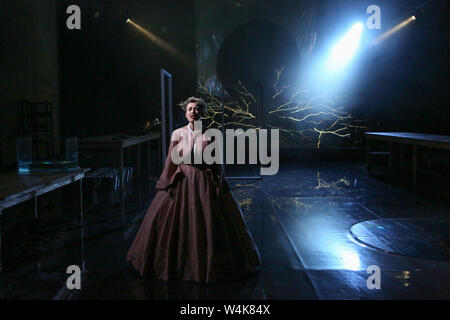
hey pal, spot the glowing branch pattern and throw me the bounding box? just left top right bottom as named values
left=197, top=69, right=366, bottom=149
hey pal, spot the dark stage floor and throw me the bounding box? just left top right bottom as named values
left=1, top=158, right=449, bottom=300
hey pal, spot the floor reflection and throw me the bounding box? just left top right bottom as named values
left=350, top=219, right=450, bottom=261
left=1, top=159, right=450, bottom=299
left=75, top=268, right=264, bottom=300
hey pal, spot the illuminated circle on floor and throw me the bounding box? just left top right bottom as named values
left=350, top=219, right=450, bottom=261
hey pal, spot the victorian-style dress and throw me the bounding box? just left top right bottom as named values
left=126, top=124, right=261, bottom=284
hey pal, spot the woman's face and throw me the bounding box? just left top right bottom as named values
left=185, top=102, right=202, bottom=122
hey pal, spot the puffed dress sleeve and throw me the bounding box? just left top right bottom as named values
left=155, top=130, right=184, bottom=191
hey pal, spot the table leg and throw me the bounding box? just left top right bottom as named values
left=119, top=149, right=125, bottom=219
left=427, top=147, right=432, bottom=172
left=399, top=144, right=405, bottom=164
left=80, top=178, right=84, bottom=224
left=34, top=196, right=38, bottom=220
left=388, top=142, right=393, bottom=183
left=80, top=178, right=85, bottom=271
left=413, top=145, right=418, bottom=185
left=365, top=139, right=370, bottom=170
left=137, top=144, right=142, bottom=208
left=137, top=144, right=141, bottom=179
left=148, top=140, right=152, bottom=178
left=0, top=209, right=2, bottom=272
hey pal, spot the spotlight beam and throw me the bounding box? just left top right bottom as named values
left=126, top=19, right=192, bottom=66
left=372, top=16, right=416, bottom=45
left=325, top=23, right=364, bottom=72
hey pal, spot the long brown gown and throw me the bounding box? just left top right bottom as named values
left=126, top=125, right=261, bottom=284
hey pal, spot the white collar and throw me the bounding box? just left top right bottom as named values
left=187, top=123, right=202, bottom=134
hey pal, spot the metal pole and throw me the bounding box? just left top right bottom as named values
left=80, top=178, right=85, bottom=272
left=161, top=69, right=173, bottom=165
left=168, top=76, right=173, bottom=136
left=161, top=70, right=166, bottom=164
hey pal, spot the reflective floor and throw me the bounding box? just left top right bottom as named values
left=350, top=219, right=450, bottom=261
left=1, top=158, right=449, bottom=299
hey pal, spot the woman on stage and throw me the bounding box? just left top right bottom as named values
left=126, top=97, right=261, bottom=284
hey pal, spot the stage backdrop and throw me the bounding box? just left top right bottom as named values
left=193, top=0, right=450, bottom=149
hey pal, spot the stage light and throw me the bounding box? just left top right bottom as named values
left=325, top=23, right=364, bottom=72
left=126, top=19, right=192, bottom=66
left=372, top=16, right=416, bottom=46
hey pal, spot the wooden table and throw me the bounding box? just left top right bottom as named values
left=78, top=132, right=161, bottom=216
left=365, top=132, right=450, bottom=184
left=0, top=168, right=90, bottom=272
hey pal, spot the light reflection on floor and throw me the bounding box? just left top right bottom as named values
left=1, top=159, right=450, bottom=299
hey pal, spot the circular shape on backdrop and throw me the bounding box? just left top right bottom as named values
left=350, top=219, right=450, bottom=261
left=216, top=20, right=300, bottom=112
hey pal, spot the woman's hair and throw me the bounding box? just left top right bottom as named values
left=178, top=97, right=207, bottom=114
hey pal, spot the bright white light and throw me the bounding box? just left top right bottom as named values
left=339, top=249, right=361, bottom=271
left=325, top=23, right=364, bottom=72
